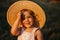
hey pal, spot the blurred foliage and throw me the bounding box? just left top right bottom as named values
left=0, top=0, right=60, bottom=40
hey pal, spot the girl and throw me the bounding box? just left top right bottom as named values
left=11, top=9, right=43, bottom=40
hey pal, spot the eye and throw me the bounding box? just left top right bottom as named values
left=27, top=16, right=32, bottom=18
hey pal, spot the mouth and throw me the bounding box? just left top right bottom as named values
left=24, top=22, right=31, bottom=25
left=25, top=23, right=30, bottom=24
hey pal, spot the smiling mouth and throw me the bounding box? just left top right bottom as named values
left=25, top=23, right=30, bottom=24
left=24, top=22, right=31, bottom=25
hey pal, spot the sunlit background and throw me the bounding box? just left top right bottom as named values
left=0, top=0, right=60, bottom=40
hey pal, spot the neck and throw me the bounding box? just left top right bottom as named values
left=25, top=26, right=34, bottom=31
left=25, top=27, right=34, bottom=32
left=26, top=26, right=34, bottom=29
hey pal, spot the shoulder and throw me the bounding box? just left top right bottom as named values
left=35, top=29, right=41, bottom=35
left=35, top=28, right=42, bottom=36
left=35, top=28, right=43, bottom=40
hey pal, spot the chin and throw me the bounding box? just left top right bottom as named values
left=24, top=25, right=32, bottom=28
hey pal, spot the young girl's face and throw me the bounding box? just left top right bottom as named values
left=22, top=11, right=34, bottom=28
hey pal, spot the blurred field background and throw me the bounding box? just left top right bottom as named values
left=0, top=0, right=60, bottom=40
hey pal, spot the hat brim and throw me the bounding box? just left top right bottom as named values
left=7, top=1, right=46, bottom=29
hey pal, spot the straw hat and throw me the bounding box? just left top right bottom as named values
left=7, top=1, right=46, bottom=29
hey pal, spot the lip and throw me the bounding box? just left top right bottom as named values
left=25, top=23, right=30, bottom=24
left=24, top=22, right=30, bottom=24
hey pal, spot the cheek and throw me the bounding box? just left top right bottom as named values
left=29, top=18, right=33, bottom=23
left=22, top=20, right=25, bottom=24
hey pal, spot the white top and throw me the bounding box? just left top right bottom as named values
left=18, top=27, right=38, bottom=40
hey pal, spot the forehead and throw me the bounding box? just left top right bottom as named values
left=23, top=11, right=31, bottom=16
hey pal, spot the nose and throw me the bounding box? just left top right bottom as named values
left=25, top=18, right=29, bottom=22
